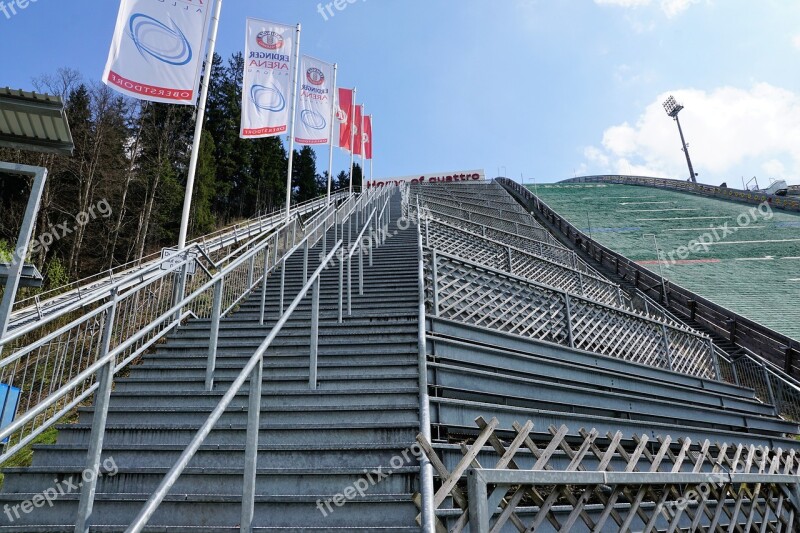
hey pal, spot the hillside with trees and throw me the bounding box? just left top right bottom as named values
left=0, top=53, right=363, bottom=293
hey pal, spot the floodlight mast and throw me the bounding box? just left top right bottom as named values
left=663, top=95, right=697, bottom=183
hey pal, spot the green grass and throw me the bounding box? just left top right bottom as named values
left=0, top=409, right=81, bottom=489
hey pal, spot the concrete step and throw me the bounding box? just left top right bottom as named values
left=141, top=352, right=418, bottom=366
left=30, top=443, right=421, bottom=470
left=0, top=493, right=419, bottom=528
left=2, top=466, right=418, bottom=496
left=173, top=322, right=418, bottom=336
left=140, top=351, right=418, bottom=367
left=54, top=423, right=419, bottom=447
left=106, top=388, right=421, bottom=409
left=130, top=362, right=417, bottom=380
left=114, top=372, right=419, bottom=392
left=76, top=404, right=420, bottom=425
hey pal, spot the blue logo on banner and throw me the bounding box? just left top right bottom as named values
left=129, top=13, right=193, bottom=66
left=251, top=84, right=286, bottom=113
left=301, top=109, right=326, bottom=130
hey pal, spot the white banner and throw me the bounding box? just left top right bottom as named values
left=368, top=169, right=486, bottom=188
left=102, top=0, right=211, bottom=105
left=241, top=19, right=296, bottom=139
left=295, top=56, right=334, bottom=145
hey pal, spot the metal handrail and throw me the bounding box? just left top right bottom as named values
left=8, top=190, right=350, bottom=329
left=0, top=188, right=390, bottom=468
left=413, top=193, right=435, bottom=529
left=127, top=241, right=344, bottom=532
left=126, top=186, right=397, bottom=530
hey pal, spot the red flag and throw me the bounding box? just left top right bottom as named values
left=364, top=115, right=373, bottom=160
left=353, top=105, right=364, bottom=156
left=337, top=88, right=354, bottom=151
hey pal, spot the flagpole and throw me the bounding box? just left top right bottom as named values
left=177, top=0, right=223, bottom=250
left=285, top=23, right=302, bottom=222
left=360, top=105, right=366, bottom=189
left=326, top=63, right=338, bottom=205
left=349, top=87, right=357, bottom=195
left=370, top=115, right=374, bottom=186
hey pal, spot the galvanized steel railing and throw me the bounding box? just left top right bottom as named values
left=126, top=189, right=395, bottom=532
left=7, top=190, right=350, bottom=332
left=417, top=209, right=581, bottom=271
left=414, top=195, right=558, bottom=246
left=0, top=187, right=391, bottom=469
left=425, top=250, right=718, bottom=379
left=421, top=417, right=800, bottom=532
left=422, top=217, right=628, bottom=309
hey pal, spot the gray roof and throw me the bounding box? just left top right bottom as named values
left=0, top=88, right=73, bottom=155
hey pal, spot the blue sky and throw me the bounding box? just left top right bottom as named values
left=2, top=0, right=799, bottom=184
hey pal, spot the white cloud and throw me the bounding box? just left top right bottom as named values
left=793, top=34, right=800, bottom=50
left=762, top=159, right=785, bottom=176
left=659, top=0, right=700, bottom=18
left=583, top=84, right=800, bottom=185
left=584, top=146, right=610, bottom=168
left=594, top=0, right=701, bottom=18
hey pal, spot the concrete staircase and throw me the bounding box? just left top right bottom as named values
left=0, top=194, right=423, bottom=531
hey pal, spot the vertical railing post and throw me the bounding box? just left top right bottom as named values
left=279, top=259, right=286, bottom=315
left=245, top=256, right=254, bottom=291
left=323, top=212, right=328, bottom=257
left=240, top=354, right=263, bottom=532
left=303, top=239, right=309, bottom=284
left=259, top=248, right=269, bottom=325
left=369, top=224, right=374, bottom=267
left=206, top=278, right=224, bottom=391
left=172, top=263, right=189, bottom=326
left=75, top=289, right=119, bottom=533
left=384, top=207, right=389, bottom=244
left=359, top=240, right=365, bottom=296
left=616, top=287, right=623, bottom=307
left=506, top=247, right=513, bottom=274
left=338, top=248, right=344, bottom=323
left=731, top=358, right=740, bottom=386
left=708, top=339, right=721, bottom=382
left=310, top=276, right=320, bottom=389
left=564, top=293, right=575, bottom=348
left=661, top=324, right=674, bottom=371
left=762, top=362, right=778, bottom=415
left=425, top=217, right=430, bottom=245
left=578, top=271, right=585, bottom=296
left=347, top=251, right=353, bottom=316
left=431, top=251, right=440, bottom=317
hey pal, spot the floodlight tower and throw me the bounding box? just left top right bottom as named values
left=663, top=95, right=698, bottom=183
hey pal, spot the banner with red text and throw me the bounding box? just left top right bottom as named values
left=368, top=169, right=486, bottom=188
left=295, top=55, right=334, bottom=145
left=102, top=0, right=212, bottom=105
left=241, top=18, right=296, bottom=139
